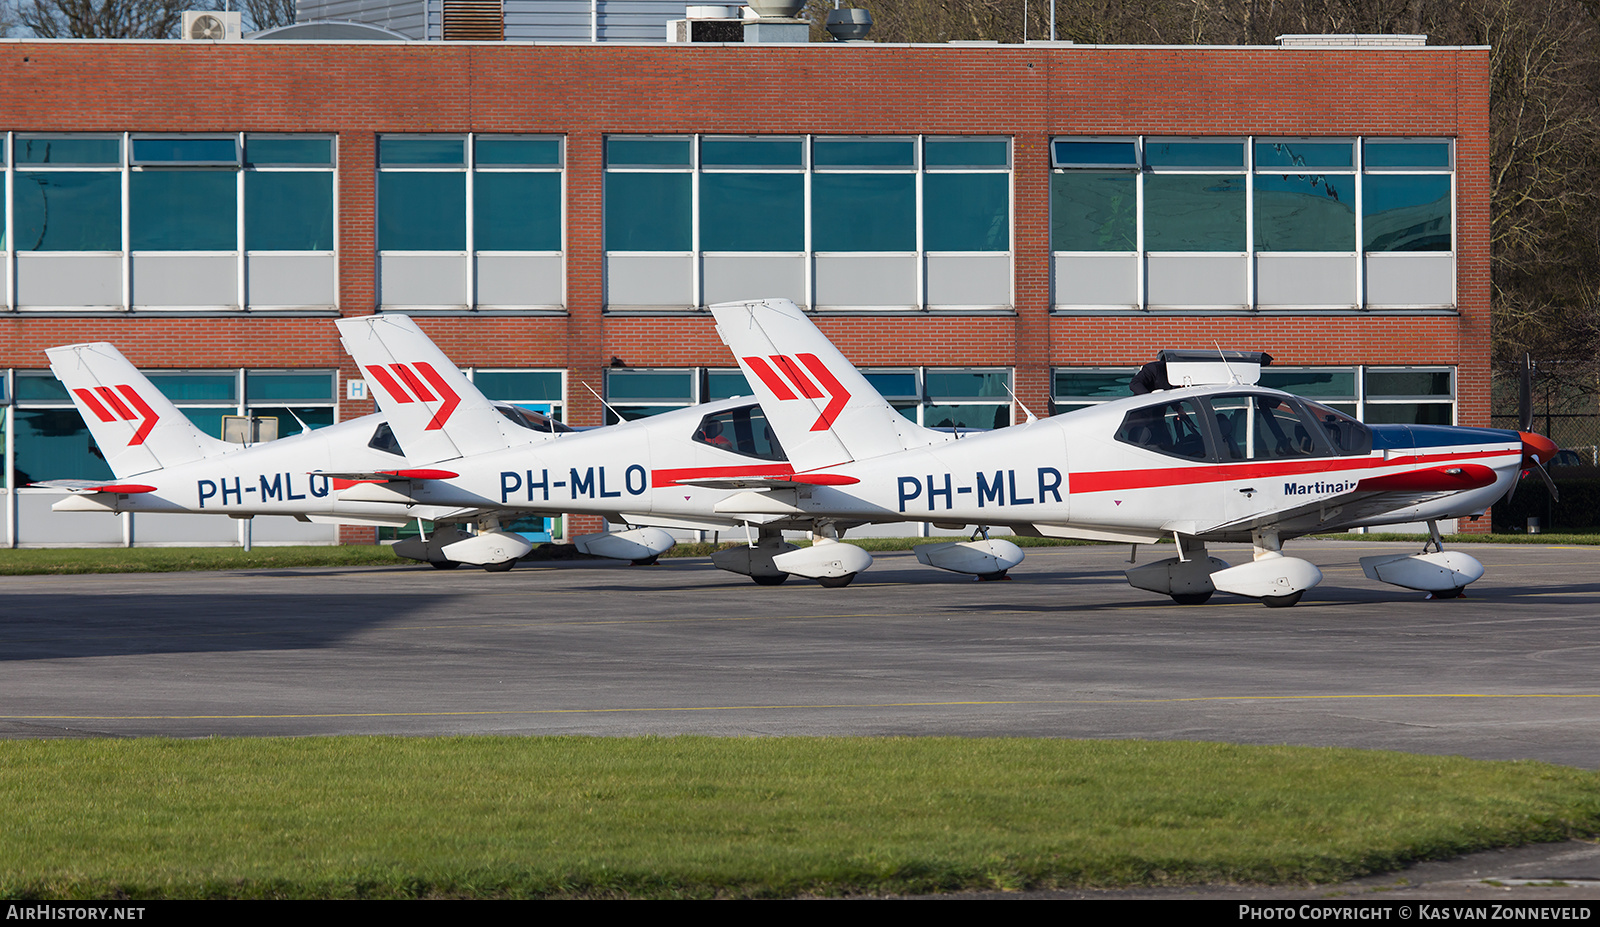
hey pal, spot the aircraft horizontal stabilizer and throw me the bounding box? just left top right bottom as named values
left=31, top=479, right=157, bottom=494
left=670, top=473, right=860, bottom=490
left=311, top=468, right=460, bottom=483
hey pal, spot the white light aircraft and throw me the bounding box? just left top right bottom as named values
left=39, top=341, right=611, bottom=570
left=332, top=314, right=1024, bottom=585
left=39, top=341, right=487, bottom=535
left=701, top=298, right=1560, bottom=606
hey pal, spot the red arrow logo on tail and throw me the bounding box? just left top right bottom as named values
left=741, top=354, right=852, bottom=432
left=361, top=362, right=460, bottom=430
left=73, top=386, right=160, bottom=446
left=411, top=362, right=460, bottom=431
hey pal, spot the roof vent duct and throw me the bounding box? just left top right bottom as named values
left=442, top=0, right=504, bottom=40
left=825, top=8, right=872, bottom=41
left=1276, top=34, right=1426, bottom=47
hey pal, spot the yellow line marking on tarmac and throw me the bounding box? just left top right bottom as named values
left=9, top=692, right=1600, bottom=722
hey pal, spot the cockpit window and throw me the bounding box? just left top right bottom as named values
left=1302, top=400, right=1372, bottom=456
left=496, top=404, right=576, bottom=434
left=1209, top=394, right=1324, bottom=460
left=693, top=404, right=787, bottom=461
left=368, top=422, right=405, bottom=457
left=1114, top=398, right=1210, bottom=460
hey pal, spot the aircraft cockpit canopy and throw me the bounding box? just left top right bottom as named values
left=692, top=403, right=787, bottom=461
left=1115, top=392, right=1372, bottom=462
left=495, top=404, right=576, bottom=434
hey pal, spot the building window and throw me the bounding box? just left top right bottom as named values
left=1, top=132, right=338, bottom=312
left=812, top=137, right=916, bottom=252
left=1253, top=140, right=1355, bottom=252
left=1360, top=367, right=1454, bottom=424
left=466, top=369, right=565, bottom=421
left=604, top=136, right=692, bottom=252
left=4, top=368, right=337, bottom=491
left=1049, top=367, right=1138, bottom=416
left=1049, top=365, right=1454, bottom=426
left=700, top=136, right=803, bottom=252
left=245, top=136, right=336, bottom=252
left=602, top=367, right=752, bottom=424
left=862, top=367, right=1014, bottom=430
left=1362, top=139, right=1452, bottom=252
left=603, top=134, right=1012, bottom=311
left=377, top=133, right=564, bottom=310
left=1050, top=135, right=1454, bottom=311
left=1143, top=138, right=1246, bottom=252
left=13, top=134, right=122, bottom=252
left=130, top=135, right=239, bottom=251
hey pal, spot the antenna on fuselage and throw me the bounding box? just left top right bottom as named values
left=1002, top=381, right=1039, bottom=424
left=1214, top=342, right=1241, bottom=385
left=581, top=380, right=626, bottom=425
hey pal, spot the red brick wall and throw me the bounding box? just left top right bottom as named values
left=0, top=40, right=1490, bottom=538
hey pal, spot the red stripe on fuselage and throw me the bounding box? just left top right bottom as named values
left=1069, top=448, right=1521, bottom=494
left=651, top=464, right=796, bottom=487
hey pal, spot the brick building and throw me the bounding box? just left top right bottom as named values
left=0, top=34, right=1488, bottom=545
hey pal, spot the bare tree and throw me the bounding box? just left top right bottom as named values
left=229, top=0, right=294, bottom=32
left=16, top=0, right=188, bottom=37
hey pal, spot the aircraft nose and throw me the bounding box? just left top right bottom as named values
left=1520, top=431, right=1558, bottom=467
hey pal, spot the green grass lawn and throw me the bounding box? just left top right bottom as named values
left=1, top=736, right=1596, bottom=899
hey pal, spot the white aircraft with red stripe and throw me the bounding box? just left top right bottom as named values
left=705, top=298, right=1559, bottom=605
left=332, top=315, right=1017, bottom=582
left=37, top=341, right=501, bottom=537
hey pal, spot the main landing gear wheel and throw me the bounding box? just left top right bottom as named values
left=751, top=573, right=790, bottom=586
left=429, top=560, right=460, bottom=570
left=1261, top=591, right=1304, bottom=608
left=482, top=559, right=517, bottom=573
left=1170, top=591, right=1213, bottom=605
left=1429, top=588, right=1465, bottom=600
left=631, top=555, right=660, bottom=566
left=977, top=570, right=1009, bottom=582
left=816, top=573, right=856, bottom=589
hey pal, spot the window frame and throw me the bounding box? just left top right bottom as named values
left=602, top=133, right=1013, bottom=312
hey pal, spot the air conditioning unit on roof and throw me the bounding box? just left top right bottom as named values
left=183, top=10, right=243, bottom=41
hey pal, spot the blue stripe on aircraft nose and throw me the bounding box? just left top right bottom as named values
left=1369, top=424, right=1520, bottom=450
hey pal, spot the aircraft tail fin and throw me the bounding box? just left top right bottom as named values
left=336, top=313, right=536, bottom=464
left=709, top=298, right=944, bottom=471
left=46, top=342, right=233, bottom=479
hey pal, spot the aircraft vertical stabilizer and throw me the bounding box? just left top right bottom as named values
left=46, top=343, right=232, bottom=479
left=709, top=298, right=943, bottom=470
left=336, top=314, right=535, bottom=464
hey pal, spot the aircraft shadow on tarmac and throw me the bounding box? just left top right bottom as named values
left=0, top=592, right=450, bottom=661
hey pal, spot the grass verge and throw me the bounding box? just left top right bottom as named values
left=0, top=545, right=400, bottom=575
left=2, top=736, right=1597, bottom=899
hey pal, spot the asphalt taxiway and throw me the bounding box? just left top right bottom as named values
left=3, top=539, right=1598, bottom=769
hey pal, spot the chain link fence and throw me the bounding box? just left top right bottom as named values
left=1490, top=368, right=1600, bottom=531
